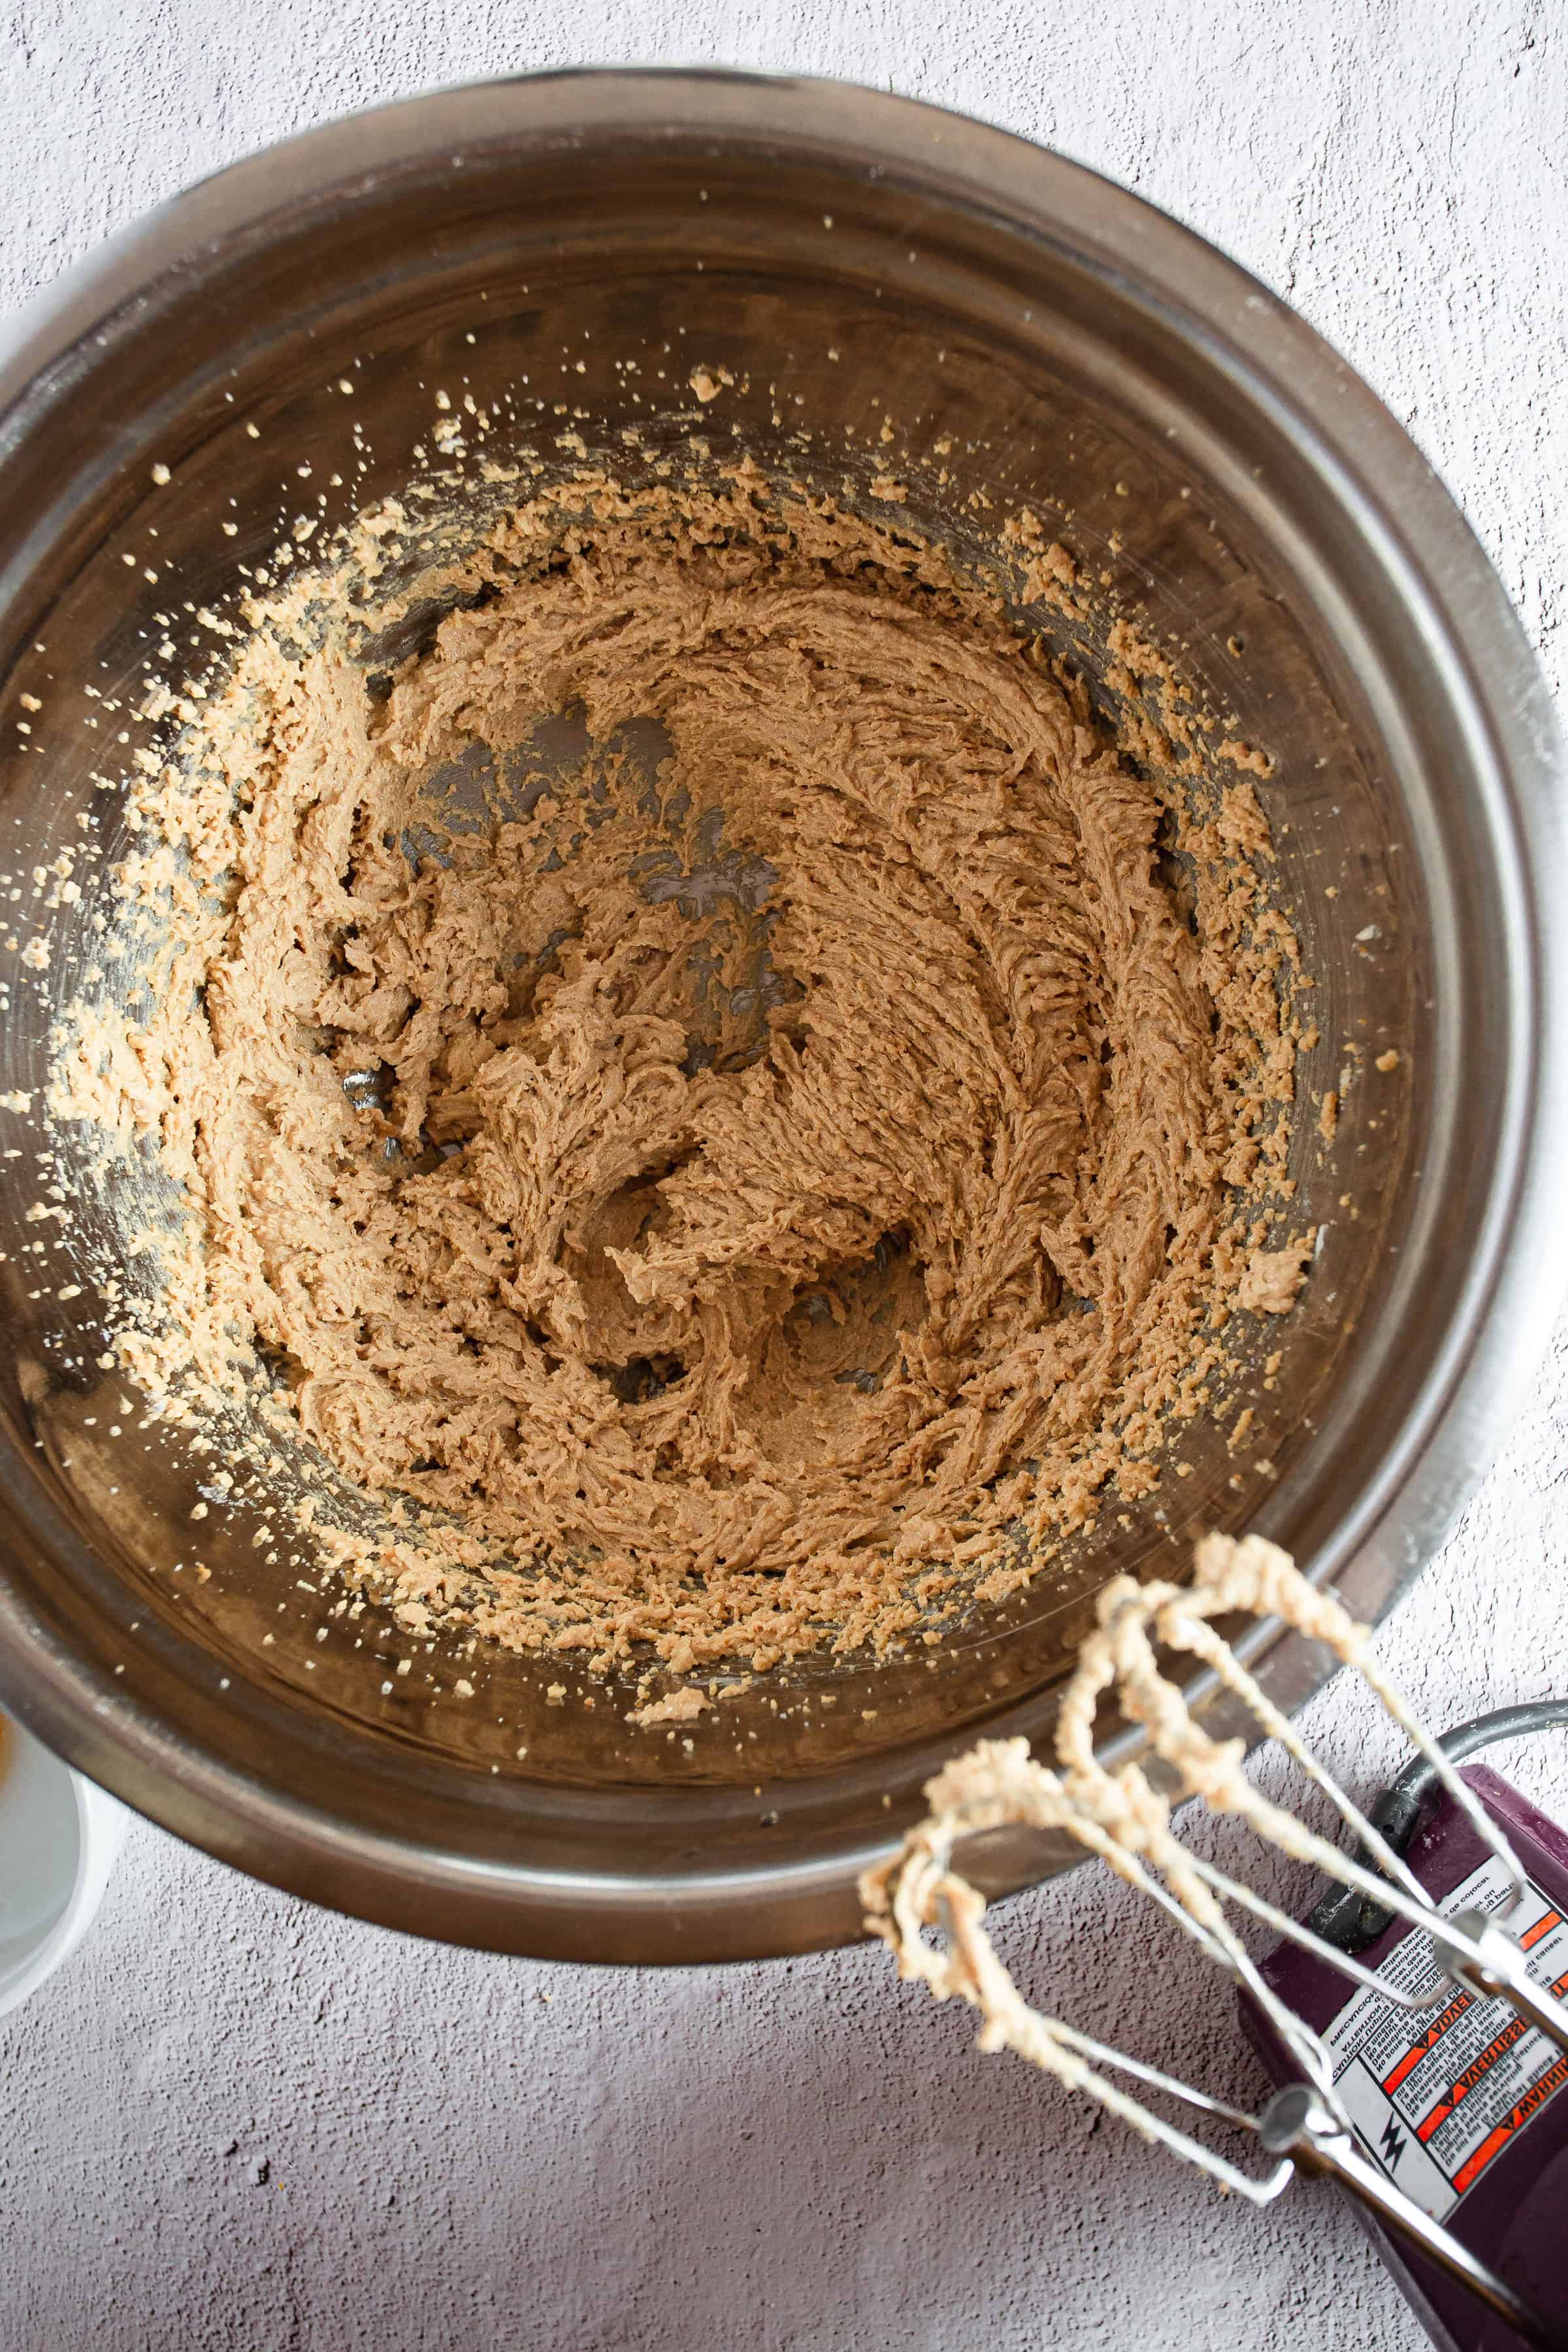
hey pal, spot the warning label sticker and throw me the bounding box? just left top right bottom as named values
left=1323, top=1852, right=1568, bottom=2220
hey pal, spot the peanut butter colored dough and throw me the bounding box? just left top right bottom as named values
left=55, top=473, right=1307, bottom=1675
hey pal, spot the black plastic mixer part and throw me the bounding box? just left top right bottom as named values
left=1309, top=1699, right=1568, bottom=1955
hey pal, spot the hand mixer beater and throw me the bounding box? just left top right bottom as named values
left=864, top=1535, right=1568, bottom=2349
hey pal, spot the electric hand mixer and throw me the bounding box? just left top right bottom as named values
left=864, top=1536, right=1568, bottom=2350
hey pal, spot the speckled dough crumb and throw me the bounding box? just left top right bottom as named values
left=1238, top=1237, right=1315, bottom=1315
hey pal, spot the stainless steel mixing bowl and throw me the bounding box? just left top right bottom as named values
left=0, top=71, right=1562, bottom=1963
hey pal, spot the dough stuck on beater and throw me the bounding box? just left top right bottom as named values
left=860, top=1535, right=1435, bottom=2100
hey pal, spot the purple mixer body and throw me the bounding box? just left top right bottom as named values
left=1242, top=1765, right=1568, bottom=2349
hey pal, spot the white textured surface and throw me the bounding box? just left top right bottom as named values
left=2, top=5, right=1566, bottom=2347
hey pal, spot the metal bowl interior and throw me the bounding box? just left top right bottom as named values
left=0, top=72, right=1560, bottom=1961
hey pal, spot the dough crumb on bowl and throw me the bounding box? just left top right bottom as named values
left=1238, top=1236, right=1316, bottom=1316
left=627, top=1687, right=711, bottom=1729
